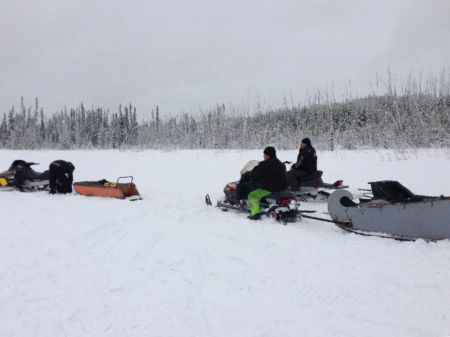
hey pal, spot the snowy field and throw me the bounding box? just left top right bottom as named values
left=1, top=148, right=450, bottom=337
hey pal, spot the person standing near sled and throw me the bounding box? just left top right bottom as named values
left=49, top=160, right=75, bottom=194
left=246, top=146, right=287, bottom=220
left=286, top=137, right=317, bottom=190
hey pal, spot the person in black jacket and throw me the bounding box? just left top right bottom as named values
left=49, top=160, right=75, bottom=194
left=246, top=146, right=287, bottom=220
left=286, top=137, right=317, bottom=190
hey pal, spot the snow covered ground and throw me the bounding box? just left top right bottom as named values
left=1, top=148, right=450, bottom=337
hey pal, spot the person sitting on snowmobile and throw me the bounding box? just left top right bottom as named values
left=245, top=146, right=287, bottom=220
left=233, top=160, right=259, bottom=202
left=286, top=137, right=317, bottom=190
left=49, top=160, right=75, bottom=194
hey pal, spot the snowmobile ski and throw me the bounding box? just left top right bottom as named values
left=207, top=194, right=311, bottom=225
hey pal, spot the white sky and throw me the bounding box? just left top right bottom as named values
left=0, top=0, right=449, bottom=116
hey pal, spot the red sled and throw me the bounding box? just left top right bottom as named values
left=73, top=176, right=142, bottom=201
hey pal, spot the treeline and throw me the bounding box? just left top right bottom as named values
left=1, top=73, right=449, bottom=150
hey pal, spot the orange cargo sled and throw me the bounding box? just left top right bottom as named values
left=73, top=176, right=142, bottom=201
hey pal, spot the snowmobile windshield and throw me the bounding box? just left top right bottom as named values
left=240, top=160, right=259, bottom=176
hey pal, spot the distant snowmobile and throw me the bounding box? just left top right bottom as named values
left=0, top=160, right=50, bottom=192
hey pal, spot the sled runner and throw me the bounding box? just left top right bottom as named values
left=327, top=181, right=450, bottom=241
left=73, top=176, right=142, bottom=201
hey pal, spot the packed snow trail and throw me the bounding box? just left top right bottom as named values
left=0, top=149, right=450, bottom=337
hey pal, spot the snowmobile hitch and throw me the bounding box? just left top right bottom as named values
left=301, top=214, right=350, bottom=226
left=275, top=209, right=317, bottom=225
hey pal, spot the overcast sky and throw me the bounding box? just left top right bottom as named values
left=1, top=0, right=449, bottom=116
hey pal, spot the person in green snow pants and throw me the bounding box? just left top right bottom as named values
left=244, top=147, right=287, bottom=220
left=248, top=189, right=272, bottom=216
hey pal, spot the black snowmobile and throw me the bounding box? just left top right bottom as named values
left=0, top=160, right=50, bottom=192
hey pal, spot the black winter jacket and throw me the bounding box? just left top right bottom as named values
left=249, top=157, right=287, bottom=192
left=293, top=146, right=317, bottom=174
left=49, top=160, right=75, bottom=193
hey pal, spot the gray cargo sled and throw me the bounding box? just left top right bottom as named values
left=327, top=181, right=450, bottom=241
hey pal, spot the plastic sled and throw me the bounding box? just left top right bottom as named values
left=73, top=176, right=142, bottom=201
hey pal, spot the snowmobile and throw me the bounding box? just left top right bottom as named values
left=205, top=160, right=314, bottom=224
left=213, top=159, right=347, bottom=206
left=326, top=181, right=450, bottom=241
left=0, top=160, right=50, bottom=192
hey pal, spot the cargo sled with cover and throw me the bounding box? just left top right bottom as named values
left=327, top=181, right=450, bottom=241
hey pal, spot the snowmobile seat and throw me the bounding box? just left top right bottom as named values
left=290, top=170, right=324, bottom=189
